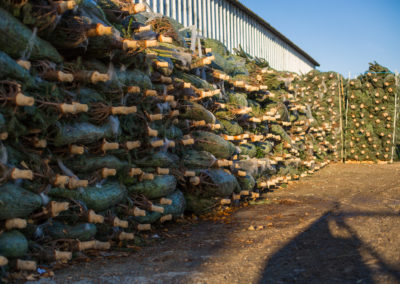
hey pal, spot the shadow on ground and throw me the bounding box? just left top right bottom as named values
left=259, top=205, right=400, bottom=284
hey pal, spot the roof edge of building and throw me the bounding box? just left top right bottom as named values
left=228, top=0, right=320, bottom=67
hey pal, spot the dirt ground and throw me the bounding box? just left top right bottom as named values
left=31, top=163, right=400, bottom=284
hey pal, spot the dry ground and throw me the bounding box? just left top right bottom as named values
left=31, top=163, right=400, bottom=284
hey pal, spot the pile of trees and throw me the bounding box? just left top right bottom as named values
left=0, top=0, right=397, bottom=279
left=292, top=70, right=344, bottom=162
left=345, top=63, right=398, bottom=162
left=291, top=63, right=399, bottom=163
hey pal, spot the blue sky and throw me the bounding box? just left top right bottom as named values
left=240, top=0, right=400, bottom=77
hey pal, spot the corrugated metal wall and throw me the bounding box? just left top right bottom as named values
left=137, top=0, right=316, bottom=74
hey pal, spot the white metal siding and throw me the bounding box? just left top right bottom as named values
left=140, top=0, right=316, bottom=74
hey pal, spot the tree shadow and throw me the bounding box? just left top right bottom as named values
left=259, top=207, right=400, bottom=284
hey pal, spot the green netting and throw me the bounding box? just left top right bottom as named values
left=54, top=118, right=120, bottom=146
left=0, top=230, right=28, bottom=258
left=237, top=174, right=256, bottom=192
left=239, top=143, right=257, bottom=158
left=45, top=222, right=97, bottom=241
left=197, top=169, right=241, bottom=197
left=134, top=152, right=180, bottom=168
left=184, top=192, right=218, bottom=215
left=49, top=182, right=126, bottom=212
left=132, top=190, right=186, bottom=224
left=65, top=155, right=129, bottom=173
left=0, top=183, right=42, bottom=220
left=219, top=119, right=243, bottom=135
left=180, top=101, right=216, bottom=124
left=127, top=175, right=177, bottom=199
left=0, top=7, right=62, bottom=62
left=0, top=50, right=35, bottom=86
left=192, top=131, right=236, bottom=159
left=182, top=150, right=216, bottom=169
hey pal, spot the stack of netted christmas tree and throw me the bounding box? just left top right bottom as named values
left=0, top=1, right=195, bottom=277
left=345, top=62, right=398, bottom=162
left=291, top=70, right=344, bottom=162
left=0, top=0, right=374, bottom=279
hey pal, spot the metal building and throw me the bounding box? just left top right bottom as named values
left=137, top=0, right=320, bottom=74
